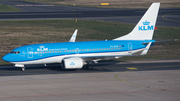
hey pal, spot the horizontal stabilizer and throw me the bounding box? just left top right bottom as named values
left=142, top=39, right=178, bottom=45
left=155, top=39, right=178, bottom=43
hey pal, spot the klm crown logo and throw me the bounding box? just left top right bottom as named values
left=70, top=62, right=75, bottom=66
left=139, top=20, right=154, bottom=31
left=143, top=20, right=150, bottom=25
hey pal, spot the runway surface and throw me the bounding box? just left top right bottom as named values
left=0, top=60, right=180, bottom=101
left=0, top=0, right=179, bottom=27
left=0, top=60, right=180, bottom=76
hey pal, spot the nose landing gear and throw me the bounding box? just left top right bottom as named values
left=15, top=64, right=25, bottom=71
left=21, top=67, right=25, bottom=71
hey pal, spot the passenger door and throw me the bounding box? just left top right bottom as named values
left=128, top=43, right=132, bottom=54
left=27, top=47, right=33, bottom=58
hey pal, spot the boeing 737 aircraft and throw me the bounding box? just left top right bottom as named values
left=3, top=3, right=160, bottom=71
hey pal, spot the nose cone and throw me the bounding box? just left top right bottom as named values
left=2, top=54, right=12, bottom=62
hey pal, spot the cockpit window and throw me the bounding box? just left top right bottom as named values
left=11, top=51, right=20, bottom=54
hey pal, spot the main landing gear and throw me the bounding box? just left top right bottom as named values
left=85, top=63, right=93, bottom=70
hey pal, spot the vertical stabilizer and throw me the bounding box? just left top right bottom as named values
left=114, top=3, right=160, bottom=40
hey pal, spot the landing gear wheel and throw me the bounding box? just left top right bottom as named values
left=86, top=65, right=93, bottom=70
left=21, top=67, right=25, bottom=71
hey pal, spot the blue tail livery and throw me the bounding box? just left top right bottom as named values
left=3, top=3, right=160, bottom=71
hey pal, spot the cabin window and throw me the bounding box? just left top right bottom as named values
left=11, top=51, right=20, bottom=54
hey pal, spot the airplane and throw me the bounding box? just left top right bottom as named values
left=3, top=3, right=161, bottom=71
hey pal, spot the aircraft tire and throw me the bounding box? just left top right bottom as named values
left=21, top=67, right=25, bottom=72
left=86, top=65, right=93, bottom=70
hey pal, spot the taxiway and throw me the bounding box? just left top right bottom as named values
left=0, top=0, right=179, bottom=27
left=0, top=60, right=180, bottom=101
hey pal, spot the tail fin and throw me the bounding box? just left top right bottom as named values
left=114, top=3, right=160, bottom=40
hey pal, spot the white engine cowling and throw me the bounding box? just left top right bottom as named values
left=62, top=58, right=83, bottom=69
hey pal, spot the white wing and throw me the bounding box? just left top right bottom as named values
left=69, top=29, right=78, bottom=42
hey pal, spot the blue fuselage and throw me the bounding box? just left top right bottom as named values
left=3, top=40, right=154, bottom=64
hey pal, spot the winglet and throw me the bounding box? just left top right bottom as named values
left=69, top=29, right=78, bottom=42
left=140, top=42, right=152, bottom=55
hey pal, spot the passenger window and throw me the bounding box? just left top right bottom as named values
left=11, top=51, right=20, bottom=54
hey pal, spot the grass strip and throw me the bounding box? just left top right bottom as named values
left=0, top=5, right=21, bottom=12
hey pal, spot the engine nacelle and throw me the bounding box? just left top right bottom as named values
left=62, top=58, right=83, bottom=69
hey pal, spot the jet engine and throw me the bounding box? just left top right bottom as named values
left=62, top=58, right=83, bottom=69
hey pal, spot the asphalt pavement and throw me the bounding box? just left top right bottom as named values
left=0, top=0, right=179, bottom=27
left=0, top=60, right=180, bottom=76
left=0, top=60, right=180, bottom=101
